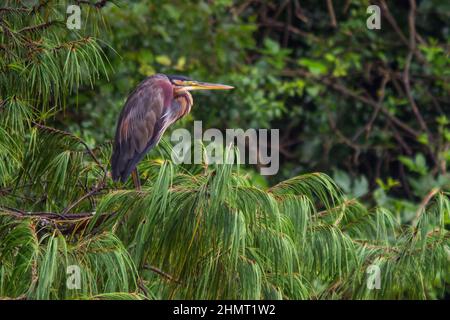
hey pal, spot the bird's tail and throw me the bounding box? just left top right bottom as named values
left=110, top=144, right=123, bottom=182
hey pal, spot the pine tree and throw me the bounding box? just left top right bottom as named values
left=0, top=1, right=448, bottom=300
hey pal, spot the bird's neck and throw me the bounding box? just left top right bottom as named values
left=174, top=90, right=193, bottom=117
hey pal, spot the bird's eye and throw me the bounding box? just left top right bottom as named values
left=172, top=79, right=197, bottom=86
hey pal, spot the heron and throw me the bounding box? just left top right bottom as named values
left=111, top=73, right=234, bottom=189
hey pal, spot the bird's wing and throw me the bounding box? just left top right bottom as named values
left=111, top=78, right=172, bottom=182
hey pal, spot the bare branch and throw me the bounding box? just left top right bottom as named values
left=326, top=0, right=337, bottom=28
left=282, top=68, right=419, bottom=138
left=412, top=187, right=440, bottom=229
left=352, top=71, right=390, bottom=141
left=144, top=264, right=181, bottom=284
left=403, top=0, right=430, bottom=136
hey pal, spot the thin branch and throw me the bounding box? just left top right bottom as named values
left=144, top=264, right=181, bottom=284
left=403, top=0, right=430, bottom=136
left=0, top=295, right=27, bottom=300
left=378, top=0, right=426, bottom=63
left=62, top=182, right=106, bottom=215
left=352, top=71, right=390, bottom=141
left=282, top=68, right=419, bottom=138
left=0, top=206, right=96, bottom=220
left=75, top=0, right=110, bottom=9
left=283, top=0, right=292, bottom=47
left=260, top=18, right=318, bottom=41
left=412, top=187, right=440, bottom=228
left=326, top=0, right=337, bottom=28
left=137, top=277, right=151, bottom=298
left=231, top=0, right=258, bottom=17
left=342, top=0, right=352, bottom=13
left=352, top=239, right=401, bottom=254
left=17, top=20, right=61, bottom=34
left=378, top=0, right=408, bottom=45
left=327, top=108, right=366, bottom=153
left=32, top=122, right=106, bottom=173
left=293, top=0, right=309, bottom=23
left=0, top=7, right=29, bottom=14
left=388, top=121, right=413, bottom=155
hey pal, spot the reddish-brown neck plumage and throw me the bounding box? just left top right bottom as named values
left=174, top=90, right=193, bottom=118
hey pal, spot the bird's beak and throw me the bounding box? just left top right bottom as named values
left=182, top=81, right=234, bottom=91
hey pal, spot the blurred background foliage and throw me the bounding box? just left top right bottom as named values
left=59, top=0, right=450, bottom=223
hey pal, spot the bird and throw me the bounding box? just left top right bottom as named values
left=111, top=73, right=234, bottom=189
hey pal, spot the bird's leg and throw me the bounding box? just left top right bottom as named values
left=131, top=168, right=141, bottom=191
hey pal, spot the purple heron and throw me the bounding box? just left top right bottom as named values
left=111, top=74, right=233, bottom=189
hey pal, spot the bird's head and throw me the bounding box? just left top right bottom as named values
left=168, top=75, right=234, bottom=94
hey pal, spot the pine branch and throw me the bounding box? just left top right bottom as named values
left=17, top=21, right=62, bottom=34
left=62, top=180, right=107, bottom=214
left=412, top=188, right=440, bottom=230
left=76, top=0, right=110, bottom=9
left=0, top=206, right=96, bottom=220
left=143, top=264, right=181, bottom=284
left=32, top=121, right=106, bottom=173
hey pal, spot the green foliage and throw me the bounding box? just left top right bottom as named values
left=59, top=1, right=449, bottom=213
left=1, top=144, right=449, bottom=299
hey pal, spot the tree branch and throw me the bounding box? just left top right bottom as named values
left=75, top=0, right=110, bottom=9
left=326, top=0, right=337, bottom=28
left=403, top=0, right=430, bottom=136
left=282, top=68, right=419, bottom=138
left=32, top=121, right=106, bottom=174
left=144, top=264, right=181, bottom=284
left=412, top=187, right=440, bottom=229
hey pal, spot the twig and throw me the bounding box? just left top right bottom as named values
left=0, top=7, right=29, bottom=14
left=327, top=109, right=365, bottom=153
left=412, top=187, right=440, bottom=229
left=283, top=0, right=292, bottom=47
left=0, top=206, right=117, bottom=236
left=293, top=0, right=309, bottom=23
left=0, top=294, right=27, bottom=300
left=62, top=182, right=105, bottom=214
left=388, top=121, right=412, bottom=155
left=137, top=277, right=151, bottom=299
left=17, top=21, right=61, bottom=34
left=326, top=0, right=337, bottom=28
left=352, top=71, right=390, bottom=141
left=378, top=1, right=408, bottom=45
left=231, top=0, right=257, bottom=17
left=352, top=239, right=401, bottom=253
left=402, top=0, right=438, bottom=168
left=342, top=0, right=352, bottom=13
left=0, top=206, right=95, bottom=220
left=32, top=122, right=106, bottom=174
left=260, top=18, right=318, bottom=41
left=378, top=0, right=426, bottom=63
left=282, top=68, right=419, bottom=138
left=403, top=0, right=430, bottom=136
left=144, top=264, right=181, bottom=284
left=75, top=0, right=109, bottom=9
